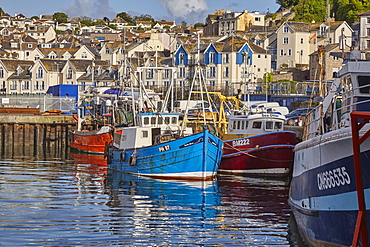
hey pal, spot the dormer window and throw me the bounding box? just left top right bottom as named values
left=67, top=67, right=73, bottom=79
left=209, top=51, right=215, bottom=64
left=105, top=47, right=110, bottom=54
left=81, top=52, right=87, bottom=59
left=179, top=52, right=185, bottom=65
left=283, top=26, right=289, bottom=33
left=37, top=67, right=43, bottom=79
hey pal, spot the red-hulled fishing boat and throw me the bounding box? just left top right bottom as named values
left=219, top=111, right=296, bottom=177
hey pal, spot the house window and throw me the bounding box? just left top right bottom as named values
left=280, top=49, right=284, bottom=56
left=367, top=28, right=370, bottom=36
left=224, top=67, right=229, bottom=77
left=283, top=26, right=289, bottom=33
left=35, top=81, right=39, bottom=90
left=209, top=51, right=215, bottom=64
left=35, top=55, right=40, bottom=60
left=37, top=67, right=43, bottom=79
left=179, top=67, right=185, bottom=78
left=81, top=52, right=87, bottom=58
left=367, top=40, right=370, bottom=49
left=10, top=81, right=17, bottom=90
left=27, top=44, right=32, bottom=48
left=23, top=81, right=29, bottom=90
left=49, top=54, right=56, bottom=59
left=0, top=67, right=3, bottom=78
left=41, top=81, right=45, bottom=90
left=67, top=67, right=73, bottom=79
left=224, top=54, right=229, bottom=64
left=209, top=67, right=216, bottom=77
left=105, top=47, right=110, bottom=54
left=147, top=69, right=154, bottom=79
left=179, top=52, right=185, bottom=65
left=288, top=49, right=292, bottom=56
left=283, top=37, right=289, bottom=44
left=255, top=17, right=261, bottom=22
left=209, top=80, right=215, bottom=86
left=163, top=69, right=169, bottom=79
left=301, top=38, right=304, bottom=44
left=367, top=17, right=370, bottom=23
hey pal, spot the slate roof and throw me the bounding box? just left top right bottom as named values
left=0, top=59, right=34, bottom=71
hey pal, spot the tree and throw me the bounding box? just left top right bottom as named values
left=0, top=8, right=4, bottom=16
left=332, top=0, right=365, bottom=25
left=181, top=21, right=187, bottom=27
left=116, top=12, right=134, bottom=25
left=194, top=22, right=204, bottom=28
left=276, top=0, right=300, bottom=8
left=292, top=0, right=326, bottom=23
left=31, top=15, right=39, bottom=20
left=263, top=72, right=273, bottom=83
left=133, top=14, right=155, bottom=25
left=53, top=12, right=69, bottom=23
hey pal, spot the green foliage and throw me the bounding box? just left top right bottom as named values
left=181, top=21, right=187, bottom=27
left=108, top=24, right=117, bottom=29
left=332, top=0, right=365, bottom=25
left=80, top=19, right=93, bottom=27
left=292, top=0, right=326, bottom=22
left=263, top=72, right=273, bottom=83
left=31, top=15, right=39, bottom=19
left=279, top=0, right=370, bottom=25
left=194, top=22, right=204, bottom=28
left=276, top=0, right=300, bottom=8
left=117, top=12, right=134, bottom=25
left=0, top=8, right=4, bottom=16
left=53, top=12, right=69, bottom=23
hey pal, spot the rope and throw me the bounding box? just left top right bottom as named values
left=223, top=141, right=294, bottom=163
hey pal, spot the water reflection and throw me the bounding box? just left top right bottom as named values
left=0, top=152, right=304, bottom=246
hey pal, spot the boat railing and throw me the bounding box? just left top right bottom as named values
left=350, top=111, right=370, bottom=247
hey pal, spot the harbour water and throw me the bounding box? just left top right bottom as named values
left=0, top=150, right=306, bottom=246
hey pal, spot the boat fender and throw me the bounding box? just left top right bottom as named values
left=120, top=152, right=126, bottom=162
left=129, top=155, right=137, bottom=166
left=72, top=115, right=78, bottom=121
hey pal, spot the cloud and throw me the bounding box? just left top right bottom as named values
left=63, top=0, right=115, bottom=19
left=158, top=0, right=209, bottom=23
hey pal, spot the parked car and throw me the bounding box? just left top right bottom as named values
left=284, top=108, right=313, bottom=126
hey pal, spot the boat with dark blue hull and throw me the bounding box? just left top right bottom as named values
left=289, top=50, right=370, bottom=247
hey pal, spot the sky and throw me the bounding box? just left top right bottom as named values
left=0, top=0, right=280, bottom=24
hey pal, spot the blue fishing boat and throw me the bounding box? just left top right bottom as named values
left=289, top=50, right=370, bottom=246
left=107, top=125, right=223, bottom=180
left=106, top=111, right=222, bottom=180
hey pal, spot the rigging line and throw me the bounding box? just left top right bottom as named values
left=223, top=141, right=294, bottom=163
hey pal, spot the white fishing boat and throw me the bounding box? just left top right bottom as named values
left=289, top=50, right=370, bottom=246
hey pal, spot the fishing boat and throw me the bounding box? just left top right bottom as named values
left=219, top=110, right=296, bottom=177
left=107, top=112, right=223, bottom=180
left=184, top=92, right=296, bottom=177
left=289, top=50, right=370, bottom=246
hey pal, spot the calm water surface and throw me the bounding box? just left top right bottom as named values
left=0, top=152, right=304, bottom=246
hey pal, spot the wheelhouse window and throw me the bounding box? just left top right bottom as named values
left=151, top=117, right=156, bottom=125
left=142, top=130, right=148, bottom=138
left=252, top=121, right=262, bottom=129
left=358, top=76, right=370, bottom=94
left=144, top=117, right=149, bottom=125
left=275, top=122, right=283, bottom=130
left=266, top=121, right=273, bottom=129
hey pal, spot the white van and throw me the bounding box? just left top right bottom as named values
left=250, top=102, right=289, bottom=115
left=173, top=100, right=198, bottom=114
